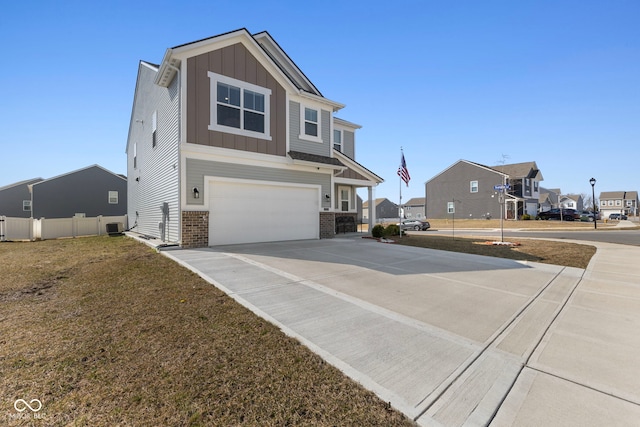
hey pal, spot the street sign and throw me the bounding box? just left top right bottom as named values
left=494, top=184, right=511, bottom=191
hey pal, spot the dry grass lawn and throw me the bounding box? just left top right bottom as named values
left=393, top=234, right=596, bottom=269
left=1, top=236, right=414, bottom=426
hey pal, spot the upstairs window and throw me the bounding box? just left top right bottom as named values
left=299, top=104, right=322, bottom=142
left=23, top=200, right=31, bottom=211
left=304, top=108, right=318, bottom=137
left=208, top=72, right=271, bottom=140
left=470, top=180, right=478, bottom=193
left=108, top=191, right=119, bottom=204
left=333, top=129, right=342, bottom=152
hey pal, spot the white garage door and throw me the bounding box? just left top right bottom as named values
left=209, top=179, right=320, bottom=246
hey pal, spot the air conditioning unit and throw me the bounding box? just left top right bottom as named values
left=106, top=222, right=124, bottom=236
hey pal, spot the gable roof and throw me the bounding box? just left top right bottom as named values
left=362, top=198, right=396, bottom=208
left=600, top=191, right=639, bottom=200
left=154, top=28, right=344, bottom=111
left=492, top=161, right=543, bottom=181
left=32, top=165, right=126, bottom=186
left=405, top=197, right=425, bottom=206
left=0, top=177, right=43, bottom=192
left=426, top=159, right=506, bottom=184
left=332, top=150, right=384, bottom=184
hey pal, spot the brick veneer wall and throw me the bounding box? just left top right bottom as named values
left=319, top=212, right=335, bottom=239
left=181, top=211, right=209, bottom=248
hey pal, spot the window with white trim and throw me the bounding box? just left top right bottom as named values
left=208, top=72, right=271, bottom=140
left=299, top=104, right=322, bottom=142
left=615, top=200, right=621, bottom=206
left=333, top=129, right=342, bottom=152
left=608, top=200, right=613, bottom=206
left=23, top=200, right=31, bottom=211
left=447, top=201, right=455, bottom=214
left=470, top=180, right=478, bottom=193
left=108, top=191, right=119, bottom=204
left=339, top=186, right=350, bottom=211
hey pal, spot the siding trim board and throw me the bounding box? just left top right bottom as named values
left=185, top=157, right=332, bottom=211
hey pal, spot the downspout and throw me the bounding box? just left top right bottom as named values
left=167, top=63, right=182, bottom=244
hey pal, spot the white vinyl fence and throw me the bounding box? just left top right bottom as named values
left=0, top=215, right=128, bottom=241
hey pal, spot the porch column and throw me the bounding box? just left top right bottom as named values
left=368, top=186, right=376, bottom=233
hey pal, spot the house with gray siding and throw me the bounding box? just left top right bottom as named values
left=539, top=187, right=560, bottom=212
left=403, top=197, right=425, bottom=219
left=0, top=178, right=42, bottom=217
left=362, top=198, right=398, bottom=222
left=426, top=160, right=543, bottom=220
left=599, top=191, right=639, bottom=219
left=30, top=165, right=127, bottom=219
left=126, top=28, right=383, bottom=247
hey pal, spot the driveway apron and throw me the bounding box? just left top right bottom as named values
left=161, top=237, right=640, bottom=426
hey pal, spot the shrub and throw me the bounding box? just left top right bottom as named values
left=521, top=214, right=532, bottom=220
left=371, top=224, right=385, bottom=238
left=384, top=224, right=400, bottom=236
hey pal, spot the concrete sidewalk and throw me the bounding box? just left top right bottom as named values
left=158, top=237, right=640, bottom=426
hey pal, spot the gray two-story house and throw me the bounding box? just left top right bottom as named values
left=599, top=191, right=639, bottom=219
left=0, top=178, right=42, bottom=217
left=426, top=160, right=543, bottom=219
left=126, top=28, right=383, bottom=247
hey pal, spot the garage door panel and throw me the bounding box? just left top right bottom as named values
left=209, top=180, right=319, bottom=246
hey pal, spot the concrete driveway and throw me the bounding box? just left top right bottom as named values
left=162, top=237, right=640, bottom=426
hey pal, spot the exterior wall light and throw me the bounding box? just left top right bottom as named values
left=193, top=187, right=200, bottom=199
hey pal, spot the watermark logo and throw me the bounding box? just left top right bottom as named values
left=14, top=399, right=43, bottom=413
left=8, top=399, right=46, bottom=421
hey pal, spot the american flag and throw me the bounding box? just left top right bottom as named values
left=397, top=152, right=410, bottom=186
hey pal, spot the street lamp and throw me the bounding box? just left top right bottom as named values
left=590, top=177, right=597, bottom=230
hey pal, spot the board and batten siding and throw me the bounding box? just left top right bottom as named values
left=289, top=101, right=331, bottom=157
left=186, top=158, right=332, bottom=210
left=127, top=63, right=180, bottom=242
left=186, top=43, right=287, bottom=156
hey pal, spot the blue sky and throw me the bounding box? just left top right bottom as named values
left=2, top=1, right=638, bottom=204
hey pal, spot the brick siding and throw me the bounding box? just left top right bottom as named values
left=181, top=211, right=209, bottom=248
left=319, top=212, right=335, bottom=239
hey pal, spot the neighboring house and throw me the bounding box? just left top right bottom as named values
left=126, top=29, right=383, bottom=247
left=30, top=165, right=127, bottom=219
left=492, top=161, right=543, bottom=218
left=599, top=191, right=639, bottom=219
left=0, top=178, right=43, bottom=217
left=362, top=198, right=398, bottom=222
left=403, top=197, right=425, bottom=219
left=538, top=187, right=560, bottom=212
left=426, top=160, right=543, bottom=219
left=560, top=194, right=584, bottom=212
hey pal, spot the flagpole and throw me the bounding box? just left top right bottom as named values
left=399, top=147, right=403, bottom=237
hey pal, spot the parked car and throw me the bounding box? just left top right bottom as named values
left=580, top=211, right=600, bottom=222
left=536, top=208, right=581, bottom=221
left=399, top=219, right=430, bottom=231
left=608, top=213, right=628, bottom=220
